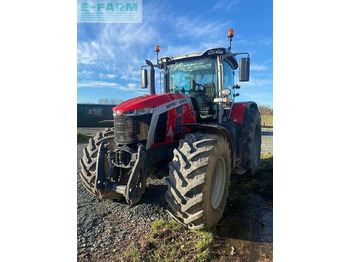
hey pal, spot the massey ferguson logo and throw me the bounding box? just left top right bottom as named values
left=165, top=98, right=189, bottom=110
left=166, top=101, right=178, bottom=109
left=179, top=98, right=187, bottom=104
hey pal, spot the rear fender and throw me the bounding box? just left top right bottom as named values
left=182, top=124, right=235, bottom=171
left=229, top=101, right=258, bottom=125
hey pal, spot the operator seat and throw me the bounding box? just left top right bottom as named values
left=200, top=82, right=217, bottom=119
left=204, top=82, right=215, bottom=97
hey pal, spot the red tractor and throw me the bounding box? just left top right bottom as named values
left=79, top=29, right=261, bottom=230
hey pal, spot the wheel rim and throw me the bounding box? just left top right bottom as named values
left=253, top=127, right=260, bottom=165
left=211, top=157, right=226, bottom=209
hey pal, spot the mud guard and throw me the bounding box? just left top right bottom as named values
left=182, top=123, right=235, bottom=171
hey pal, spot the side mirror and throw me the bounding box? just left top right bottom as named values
left=239, top=57, right=250, bottom=82
left=141, top=69, right=148, bottom=89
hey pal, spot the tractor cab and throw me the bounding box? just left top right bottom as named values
left=167, top=56, right=219, bottom=122
left=164, top=49, right=239, bottom=123
left=141, top=30, right=250, bottom=125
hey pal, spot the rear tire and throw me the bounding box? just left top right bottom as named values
left=165, top=132, right=231, bottom=230
left=242, top=108, right=262, bottom=175
left=79, top=128, right=123, bottom=200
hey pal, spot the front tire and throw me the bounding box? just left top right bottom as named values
left=165, top=133, right=231, bottom=230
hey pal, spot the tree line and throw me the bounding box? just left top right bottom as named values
left=258, top=106, right=273, bottom=115
left=98, top=98, right=124, bottom=104
left=78, top=98, right=124, bottom=105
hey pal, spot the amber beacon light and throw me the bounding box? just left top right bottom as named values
left=227, top=29, right=234, bottom=38
left=227, top=29, right=234, bottom=50
left=155, top=45, right=160, bottom=61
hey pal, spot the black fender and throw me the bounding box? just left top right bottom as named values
left=182, top=123, right=236, bottom=171
left=245, top=101, right=258, bottom=109
left=243, top=101, right=258, bottom=125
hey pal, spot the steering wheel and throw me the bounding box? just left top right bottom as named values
left=181, top=88, right=193, bottom=94
left=181, top=87, right=197, bottom=94
left=195, top=83, right=206, bottom=93
left=179, top=83, right=206, bottom=94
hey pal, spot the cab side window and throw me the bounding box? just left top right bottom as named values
left=223, top=60, right=234, bottom=90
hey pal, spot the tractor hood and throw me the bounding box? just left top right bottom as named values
left=113, top=93, right=188, bottom=116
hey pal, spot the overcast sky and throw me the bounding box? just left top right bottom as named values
left=77, top=0, right=273, bottom=107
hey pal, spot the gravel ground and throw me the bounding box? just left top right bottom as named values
left=77, top=143, right=168, bottom=258
left=261, top=127, right=273, bottom=154
left=77, top=126, right=273, bottom=261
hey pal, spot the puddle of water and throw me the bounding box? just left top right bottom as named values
left=217, top=202, right=273, bottom=243
left=215, top=157, right=273, bottom=260
left=225, top=239, right=273, bottom=262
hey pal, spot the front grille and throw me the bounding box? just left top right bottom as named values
left=114, top=114, right=152, bottom=144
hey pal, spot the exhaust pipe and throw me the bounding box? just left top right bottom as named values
left=149, top=66, right=155, bottom=95
left=143, top=60, right=156, bottom=95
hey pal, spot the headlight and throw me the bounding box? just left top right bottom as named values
left=123, top=107, right=154, bottom=116
left=113, top=110, right=122, bottom=117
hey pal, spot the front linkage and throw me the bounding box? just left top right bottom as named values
left=95, top=142, right=148, bottom=204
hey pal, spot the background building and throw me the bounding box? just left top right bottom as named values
left=77, top=104, right=116, bottom=127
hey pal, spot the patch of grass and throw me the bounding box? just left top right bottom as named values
left=127, top=243, right=144, bottom=262
left=125, top=220, right=216, bottom=262
left=195, top=231, right=214, bottom=251
left=260, top=153, right=273, bottom=159
left=152, top=219, right=167, bottom=229
left=152, top=219, right=182, bottom=231
left=194, top=248, right=210, bottom=262
left=260, top=153, right=273, bottom=171
left=77, top=131, right=93, bottom=143
left=261, top=115, right=273, bottom=127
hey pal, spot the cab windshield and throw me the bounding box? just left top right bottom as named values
left=168, top=58, right=217, bottom=95
left=167, top=58, right=218, bottom=121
